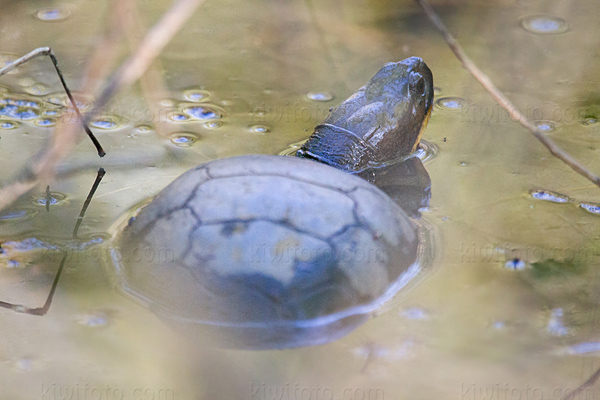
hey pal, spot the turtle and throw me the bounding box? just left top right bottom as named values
left=112, top=56, right=434, bottom=349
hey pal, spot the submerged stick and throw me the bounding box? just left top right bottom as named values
left=415, top=0, right=600, bottom=188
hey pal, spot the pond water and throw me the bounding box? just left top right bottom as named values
left=1, top=0, right=599, bottom=399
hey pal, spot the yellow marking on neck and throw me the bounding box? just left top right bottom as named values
left=411, top=106, right=432, bottom=153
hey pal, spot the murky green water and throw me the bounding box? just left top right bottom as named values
left=1, top=0, right=600, bottom=399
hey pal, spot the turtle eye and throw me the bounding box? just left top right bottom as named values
left=409, top=71, right=425, bottom=95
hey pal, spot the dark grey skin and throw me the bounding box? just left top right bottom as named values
left=297, top=57, right=433, bottom=171
left=114, top=57, right=434, bottom=349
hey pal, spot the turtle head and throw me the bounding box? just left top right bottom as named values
left=297, top=57, right=434, bottom=172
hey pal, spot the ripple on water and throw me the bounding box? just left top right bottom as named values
left=530, top=189, right=570, bottom=203
left=34, top=8, right=71, bottom=22
left=0, top=209, right=37, bottom=222
left=169, top=132, right=200, bottom=147
left=415, top=139, right=439, bottom=163
left=279, top=140, right=307, bottom=157
left=306, top=92, right=334, bottom=102
left=32, top=192, right=68, bottom=207
left=520, top=15, right=568, bottom=35
left=435, top=96, right=466, bottom=110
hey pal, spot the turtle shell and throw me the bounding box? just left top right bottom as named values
left=114, top=154, right=420, bottom=348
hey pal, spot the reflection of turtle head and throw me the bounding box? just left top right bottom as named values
left=297, top=57, right=434, bottom=172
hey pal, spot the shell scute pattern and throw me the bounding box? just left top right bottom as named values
left=117, top=155, right=417, bottom=324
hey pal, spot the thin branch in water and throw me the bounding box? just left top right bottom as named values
left=0, top=48, right=106, bottom=157
left=73, top=168, right=106, bottom=238
left=45, top=185, right=51, bottom=212
left=0, top=251, right=68, bottom=316
left=415, top=0, right=600, bottom=189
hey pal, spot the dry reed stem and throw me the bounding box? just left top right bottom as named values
left=415, top=0, right=600, bottom=188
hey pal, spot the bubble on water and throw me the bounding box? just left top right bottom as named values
left=136, top=124, right=153, bottom=133
left=14, top=108, right=39, bottom=120
left=535, top=121, right=557, bottom=132
left=204, top=121, right=223, bottom=129
left=183, top=89, right=211, bottom=102
left=34, top=118, right=56, bottom=127
left=0, top=121, right=20, bottom=129
left=183, top=104, right=223, bottom=120
left=34, top=8, right=71, bottom=22
left=433, top=86, right=442, bottom=95
left=530, top=189, right=570, bottom=203
left=580, top=203, right=600, bottom=215
left=0, top=97, right=41, bottom=120
left=90, top=116, right=123, bottom=130
left=168, top=112, right=190, bottom=122
left=32, top=191, right=67, bottom=207
left=160, top=99, right=175, bottom=107
left=582, top=117, right=597, bottom=126
left=520, top=15, right=568, bottom=35
left=435, top=96, right=465, bottom=110
left=169, top=132, right=199, bottom=147
left=248, top=124, right=270, bottom=134
left=306, top=92, right=334, bottom=102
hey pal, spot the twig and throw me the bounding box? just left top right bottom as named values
left=91, top=0, right=205, bottom=115
left=562, top=364, right=600, bottom=400
left=119, top=0, right=173, bottom=138
left=72, top=168, right=106, bottom=238
left=415, top=0, right=600, bottom=188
